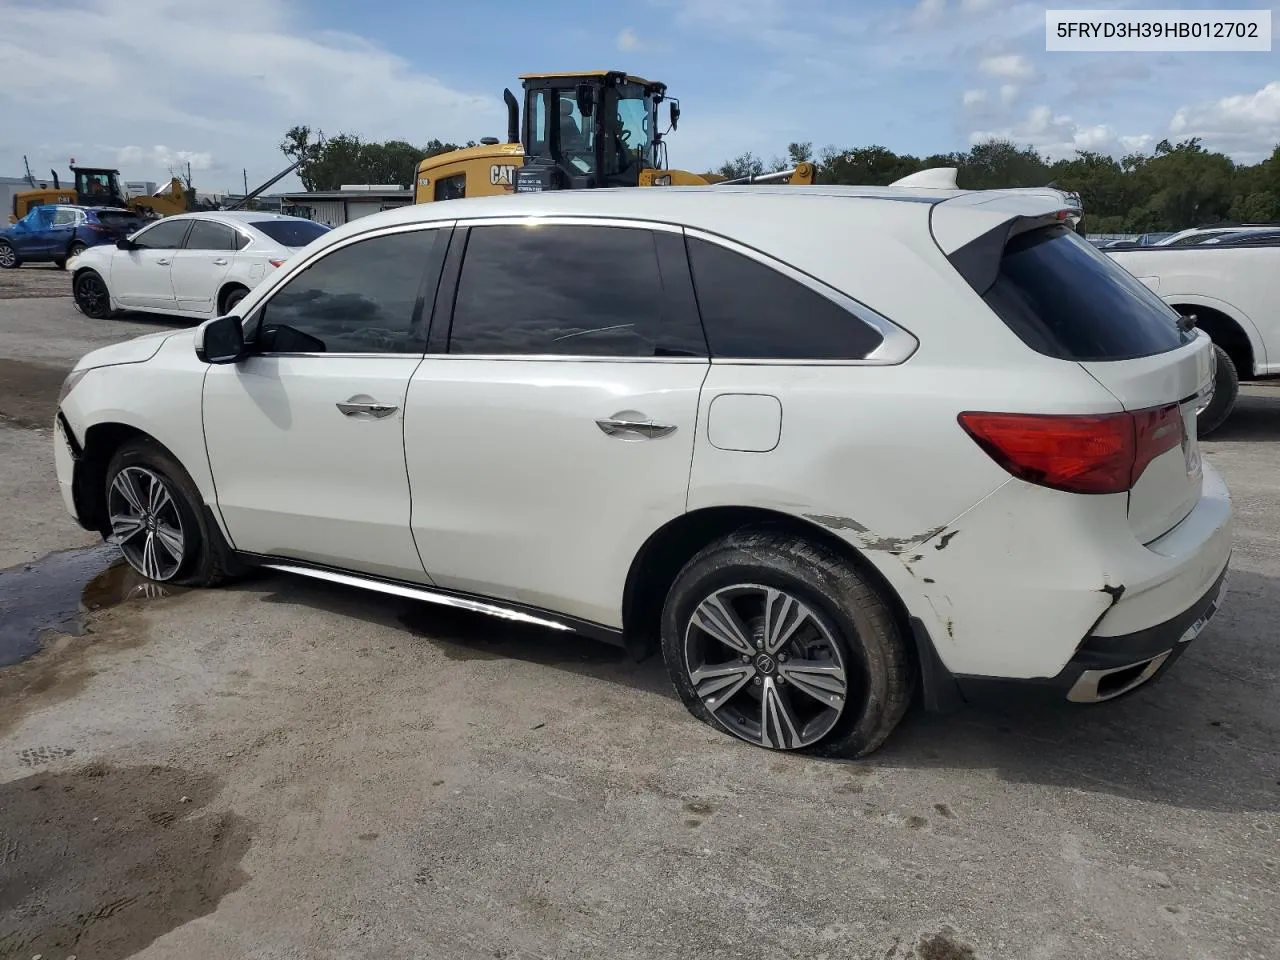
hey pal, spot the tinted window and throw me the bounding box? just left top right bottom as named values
left=449, top=224, right=704, bottom=357
left=132, top=219, right=191, bottom=249
left=983, top=225, right=1190, bottom=361
left=53, top=207, right=79, bottom=226
left=257, top=229, right=443, bottom=354
left=686, top=237, right=885, bottom=360
left=185, top=219, right=241, bottom=251
left=434, top=174, right=465, bottom=201
left=250, top=219, right=330, bottom=248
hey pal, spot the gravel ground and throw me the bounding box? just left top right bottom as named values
left=1, top=296, right=1277, bottom=960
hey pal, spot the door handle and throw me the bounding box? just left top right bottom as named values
left=337, top=398, right=399, bottom=419
left=595, top=414, right=677, bottom=440
left=212, top=258, right=228, bottom=265
left=155, top=258, right=171, bottom=266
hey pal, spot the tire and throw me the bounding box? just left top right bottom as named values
left=1197, top=344, right=1238, bottom=438
left=73, top=269, right=112, bottom=319
left=220, top=286, right=248, bottom=315
left=68, top=240, right=87, bottom=260
left=104, top=438, right=235, bottom=587
left=0, top=240, right=19, bottom=269
left=661, top=529, right=914, bottom=758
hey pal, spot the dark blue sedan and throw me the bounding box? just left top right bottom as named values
left=0, top=204, right=147, bottom=270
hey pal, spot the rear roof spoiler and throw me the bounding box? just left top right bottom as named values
left=933, top=191, right=1081, bottom=296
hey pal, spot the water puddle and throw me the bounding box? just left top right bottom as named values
left=0, top=544, right=185, bottom=667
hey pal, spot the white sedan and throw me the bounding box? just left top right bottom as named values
left=69, top=211, right=330, bottom=321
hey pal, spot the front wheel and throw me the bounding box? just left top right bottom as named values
left=1197, top=344, right=1238, bottom=438
left=104, top=438, right=234, bottom=587
left=73, top=270, right=112, bottom=319
left=0, top=240, right=19, bottom=269
left=661, top=529, right=914, bottom=757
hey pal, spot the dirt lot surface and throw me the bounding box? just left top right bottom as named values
left=0, top=264, right=71, bottom=300
left=1, top=296, right=1277, bottom=960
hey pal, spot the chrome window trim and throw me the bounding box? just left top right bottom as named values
left=681, top=227, right=919, bottom=366
left=244, top=220, right=457, bottom=359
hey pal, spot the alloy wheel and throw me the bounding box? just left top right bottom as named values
left=684, top=584, right=850, bottom=750
left=75, top=273, right=109, bottom=317
left=107, top=466, right=186, bottom=581
left=0, top=243, right=15, bottom=268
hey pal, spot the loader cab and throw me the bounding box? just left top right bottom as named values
left=71, top=167, right=127, bottom=208
left=516, top=71, right=670, bottom=193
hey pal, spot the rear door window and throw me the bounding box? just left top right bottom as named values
left=448, top=224, right=707, bottom=358
left=185, top=220, right=241, bottom=251
left=132, top=218, right=192, bottom=250
left=980, top=225, right=1192, bottom=361
left=250, top=220, right=331, bottom=248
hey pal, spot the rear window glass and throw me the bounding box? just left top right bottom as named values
left=250, top=220, right=330, bottom=248
left=980, top=225, right=1191, bottom=361
left=94, top=210, right=145, bottom=230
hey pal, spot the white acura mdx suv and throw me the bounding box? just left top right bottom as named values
left=53, top=184, right=1233, bottom=756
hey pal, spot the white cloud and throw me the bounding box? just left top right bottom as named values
left=978, top=54, right=1035, bottom=81
left=1169, top=81, right=1280, bottom=160
left=0, top=0, right=499, bottom=191
left=617, top=26, right=641, bottom=50
left=910, top=0, right=946, bottom=28
left=1000, top=83, right=1021, bottom=105
left=962, top=89, right=987, bottom=107
left=970, top=104, right=1148, bottom=159
left=959, top=0, right=996, bottom=11
left=116, top=146, right=214, bottom=173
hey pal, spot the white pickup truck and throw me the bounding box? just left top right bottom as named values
left=1107, top=242, right=1277, bottom=435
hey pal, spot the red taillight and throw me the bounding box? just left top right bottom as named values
left=85, top=224, right=108, bottom=234
left=958, top=404, right=1183, bottom=495
left=269, top=258, right=286, bottom=268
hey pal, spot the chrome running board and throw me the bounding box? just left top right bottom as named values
left=262, top=562, right=575, bottom=632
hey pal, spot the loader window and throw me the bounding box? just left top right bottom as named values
left=434, top=174, right=466, bottom=201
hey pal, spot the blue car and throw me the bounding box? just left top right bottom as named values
left=0, top=204, right=148, bottom=270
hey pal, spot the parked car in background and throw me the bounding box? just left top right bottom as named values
left=1108, top=242, right=1279, bottom=434
left=1136, top=232, right=1176, bottom=246
left=53, top=185, right=1230, bottom=757
left=69, top=211, right=330, bottom=321
left=1156, top=226, right=1279, bottom=246
left=0, top=204, right=146, bottom=270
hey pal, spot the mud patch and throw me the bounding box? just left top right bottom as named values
left=0, top=545, right=182, bottom=668
left=0, top=544, right=119, bottom=667
left=915, top=926, right=977, bottom=960
left=0, top=357, right=70, bottom=429
left=0, top=553, right=179, bottom=737
left=0, top=763, right=252, bottom=960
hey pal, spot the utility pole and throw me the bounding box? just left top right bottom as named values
left=243, top=168, right=249, bottom=197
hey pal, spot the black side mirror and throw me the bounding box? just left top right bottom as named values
left=669, top=100, right=680, bottom=131
left=116, top=237, right=135, bottom=250
left=575, top=83, right=596, bottom=117
left=196, top=315, right=245, bottom=364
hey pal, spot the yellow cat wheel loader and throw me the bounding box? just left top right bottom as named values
left=10, top=165, right=190, bottom=223
left=414, top=70, right=814, bottom=203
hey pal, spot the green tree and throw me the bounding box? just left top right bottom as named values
left=280, top=128, right=476, bottom=191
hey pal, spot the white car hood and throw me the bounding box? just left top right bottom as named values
left=74, top=328, right=194, bottom=371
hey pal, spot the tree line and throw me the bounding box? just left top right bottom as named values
left=280, top=125, right=1280, bottom=234
left=719, top=138, right=1280, bottom=233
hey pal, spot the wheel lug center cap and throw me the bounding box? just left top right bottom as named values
left=754, top=652, right=777, bottom=675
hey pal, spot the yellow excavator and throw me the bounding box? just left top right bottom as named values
left=9, top=164, right=191, bottom=222
left=414, top=70, right=814, bottom=203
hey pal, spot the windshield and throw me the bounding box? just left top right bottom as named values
left=94, top=210, right=145, bottom=230
left=608, top=83, right=656, bottom=176
left=250, top=219, right=331, bottom=248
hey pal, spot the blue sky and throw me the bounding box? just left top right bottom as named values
left=1, top=0, right=1277, bottom=194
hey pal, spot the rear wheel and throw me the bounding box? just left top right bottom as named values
left=661, top=529, right=913, bottom=757
left=104, top=439, right=234, bottom=587
left=1197, top=344, right=1238, bottom=438
left=220, top=285, right=248, bottom=315
left=0, top=240, right=18, bottom=269
left=68, top=240, right=87, bottom=260
left=73, top=270, right=112, bottom=319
